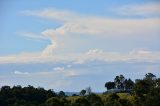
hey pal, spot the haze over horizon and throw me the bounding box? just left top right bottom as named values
left=0, top=0, right=160, bottom=92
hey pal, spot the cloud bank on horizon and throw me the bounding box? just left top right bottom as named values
left=0, top=0, right=160, bottom=91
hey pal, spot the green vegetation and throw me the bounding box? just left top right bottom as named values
left=0, top=73, right=160, bottom=106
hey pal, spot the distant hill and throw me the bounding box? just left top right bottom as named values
left=64, top=92, right=79, bottom=96
left=56, top=92, right=102, bottom=96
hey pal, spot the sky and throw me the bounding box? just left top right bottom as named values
left=0, top=0, right=160, bottom=92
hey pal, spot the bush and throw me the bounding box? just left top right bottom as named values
left=45, top=97, right=62, bottom=106
left=86, top=93, right=103, bottom=106
left=71, top=97, right=91, bottom=106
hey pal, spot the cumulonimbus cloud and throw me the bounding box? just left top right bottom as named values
left=21, top=7, right=160, bottom=57
left=1, top=5, right=160, bottom=65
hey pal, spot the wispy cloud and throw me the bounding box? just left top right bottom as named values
left=13, top=67, right=80, bottom=78
left=23, top=8, right=160, bottom=36
left=11, top=68, right=80, bottom=89
left=113, top=3, right=160, bottom=17
left=21, top=7, right=160, bottom=58
left=0, top=49, right=160, bottom=64
left=19, top=32, right=47, bottom=40
left=22, top=8, right=78, bottom=22
left=74, top=49, right=160, bottom=64
left=14, top=70, right=29, bottom=75
left=53, top=67, right=65, bottom=71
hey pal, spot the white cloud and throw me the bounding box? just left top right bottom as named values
left=1, top=7, right=159, bottom=64
left=42, top=40, right=57, bottom=56
left=129, top=48, right=152, bottom=55
left=0, top=49, right=160, bottom=64
left=74, top=49, right=160, bottom=64
left=19, top=7, right=160, bottom=58
left=87, top=49, right=103, bottom=55
left=0, top=52, right=43, bottom=64
left=53, top=67, right=64, bottom=71
left=12, top=68, right=80, bottom=89
left=23, top=8, right=160, bottom=36
left=22, top=8, right=77, bottom=22
left=113, top=3, right=160, bottom=17
left=19, top=32, right=47, bottom=40
left=65, top=71, right=80, bottom=77
left=21, top=8, right=160, bottom=59
left=14, top=70, right=29, bottom=75
left=13, top=67, right=80, bottom=78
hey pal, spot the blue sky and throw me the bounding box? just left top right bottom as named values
left=0, top=0, right=160, bottom=92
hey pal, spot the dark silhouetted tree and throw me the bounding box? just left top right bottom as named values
left=145, top=73, right=156, bottom=80
left=58, top=91, right=66, bottom=98
left=80, top=90, right=86, bottom=96
left=105, top=82, right=115, bottom=90
left=124, top=78, right=134, bottom=90
left=114, top=75, right=125, bottom=89
left=134, top=80, right=151, bottom=96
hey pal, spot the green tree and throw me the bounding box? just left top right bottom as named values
left=108, top=93, right=120, bottom=101
left=134, top=80, right=151, bottom=96
left=71, top=98, right=91, bottom=106
left=124, top=79, right=134, bottom=90
left=144, top=88, right=160, bottom=106
left=145, top=73, right=156, bottom=80
left=86, top=93, right=103, bottom=106
left=114, top=76, right=121, bottom=88
left=0, top=85, right=57, bottom=106
left=58, top=91, right=66, bottom=98
left=105, top=82, right=115, bottom=90
left=80, top=90, right=86, bottom=96
left=45, top=97, right=62, bottom=106
left=86, top=87, right=92, bottom=95
left=114, top=75, right=125, bottom=89
left=119, top=98, right=132, bottom=106
left=60, top=98, right=71, bottom=106
left=156, top=78, right=160, bottom=88
left=144, top=73, right=157, bottom=88
left=119, top=75, right=125, bottom=83
left=104, top=93, right=121, bottom=106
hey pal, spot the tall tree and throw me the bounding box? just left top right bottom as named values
left=105, top=82, right=115, bottom=90
left=80, top=90, right=86, bottom=96
left=134, top=80, right=151, bottom=96
left=114, top=75, right=125, bottom=89
left=156, top=78, right=160, bottom=88
left=124, top=78, right=134, bottom=90
left=145, top=73, right=156, bottom=80
left=114, top=76, right=121, bottom=89
left=119, top=75, right=125, bottom=83
left=86, top=87, right=92, bottom=95
left=58, top=91, right=65, bottom=98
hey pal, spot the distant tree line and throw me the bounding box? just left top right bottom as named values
left=0, top=73, right=160, bottom=106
